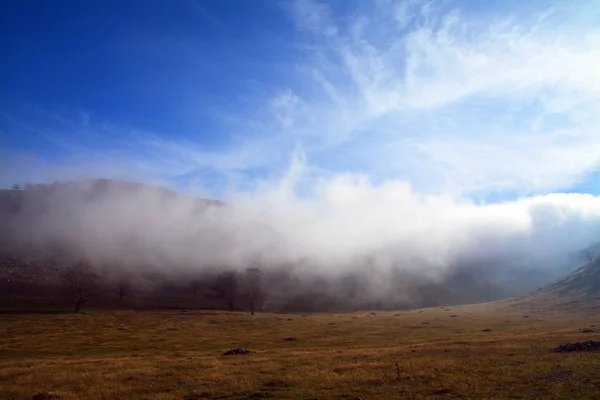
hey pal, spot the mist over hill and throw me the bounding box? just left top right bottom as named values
left=2, top=178, right=600, bottom=311
left=500, top=252, right=600, bottom=316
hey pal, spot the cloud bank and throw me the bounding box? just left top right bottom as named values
left=4, top=179, right=600, bottom=294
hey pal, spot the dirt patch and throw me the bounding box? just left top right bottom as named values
left=30, top=393, right=60, bottom=400
left=184, top=392, right=211, bottom=400
left=538, top=367, right=573, bottom=381
left=248, top=391, right=274, bottom=398
left=552, top=340, right=600, bottom=353
left=223, top=348, right=250, bottom=356
left=263, top=380, right=293, bottom=388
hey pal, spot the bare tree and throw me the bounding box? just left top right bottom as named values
left=116, top=281, right=132, bottom=302
left=187, top=278, right=204, bottom=298
left=61, top=261, right=101, bottom=312
left=212, top=271, right=238, bottom=311
left=245, top=267, right=263, bottom=316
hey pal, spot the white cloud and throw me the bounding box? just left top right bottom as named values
left=8, top=173, right=600, bottom=289
left=277, top=0, right=600, bottom=195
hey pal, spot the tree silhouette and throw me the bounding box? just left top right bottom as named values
left=61, top=261, right=101, bottom=312
left=212, top=271, right=238, bottom=311
left=116, top=281, right=132, bottom=302
left=245, top=267, right=263, bottom=316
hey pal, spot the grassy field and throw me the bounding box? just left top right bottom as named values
left=1, top=302, right=600, bottom=400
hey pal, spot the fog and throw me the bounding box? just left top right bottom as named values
left=3, top=173, right=600, bottom=307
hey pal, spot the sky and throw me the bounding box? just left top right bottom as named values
left=1, top=0, right=600, bottom=202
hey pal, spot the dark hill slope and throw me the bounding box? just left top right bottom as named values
left=0, top=179, right=222, bottom=215
left=1, top=178, right=223, bottom=253
left=544, top=258, right=600, bottom=296
left=502, top=258, right=600, bottom=314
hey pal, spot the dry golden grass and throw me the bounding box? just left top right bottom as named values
left=1, top=302, right=600, bottom=399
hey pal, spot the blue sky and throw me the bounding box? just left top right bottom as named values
left=2, top=0, right=600, bottom=202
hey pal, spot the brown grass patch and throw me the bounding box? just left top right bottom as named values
left=1, top=303, right=600, bottom=399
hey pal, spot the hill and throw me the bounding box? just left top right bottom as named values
left=0, top=178, right=222, bottom=214
left=0, top=178, right=223, bottom=254
left=501, top=257, right=600, bottom=315
left=544, top=257, right=600, bottom=296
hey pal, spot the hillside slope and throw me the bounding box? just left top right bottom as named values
left=544, top=258, right=600, bottom=296
left=0, top=179, right=223, bottom=254
left=502, top=258, right=600, bottom=314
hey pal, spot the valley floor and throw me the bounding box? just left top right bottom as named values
left=1, top=303, right=599, bottom=399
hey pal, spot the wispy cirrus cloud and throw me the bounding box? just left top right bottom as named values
left=267, top=0, right=600, bottom=197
